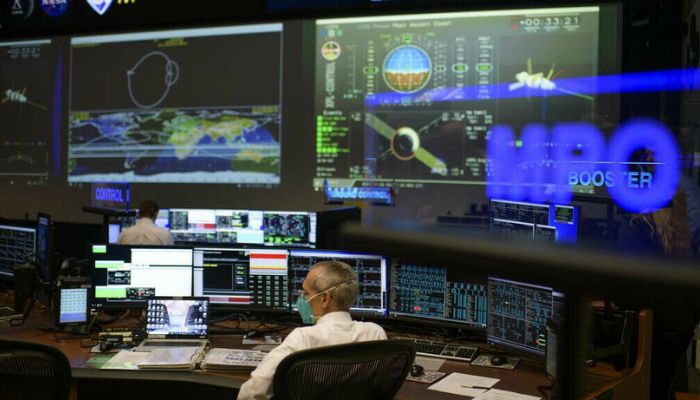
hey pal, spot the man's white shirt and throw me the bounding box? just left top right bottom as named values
left=237, top=311, right=387, bottom=400
left=117, top=217, right=174, bottom=246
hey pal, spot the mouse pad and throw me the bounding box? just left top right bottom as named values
left=405, top=370, right=447, bottom=384
left=471, top=354, right=519, bottom=370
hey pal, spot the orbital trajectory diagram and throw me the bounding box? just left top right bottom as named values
left=127, top=51, right=180, bottom=109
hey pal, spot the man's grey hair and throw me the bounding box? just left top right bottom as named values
left=310, top=261, right=358, bottom=310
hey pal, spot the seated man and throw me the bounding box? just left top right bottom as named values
left=237, top=261, right=387, bottom=400
left=117, top=200, right=174, bottom=245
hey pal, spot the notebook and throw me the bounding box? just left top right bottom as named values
left=133, top=297, right=209, bottom=352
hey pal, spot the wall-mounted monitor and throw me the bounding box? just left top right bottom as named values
left=313, top=6, right=620, bottom=193
left=68, top=23, right=283, bottom=186
left=289, top=249, right=387, bottom=316
left=0, top=39, right=59, bottom=187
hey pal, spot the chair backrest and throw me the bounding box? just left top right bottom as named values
left=272, top=340, right=415, bottom=400
left=0, top=340, right=72, bottom=400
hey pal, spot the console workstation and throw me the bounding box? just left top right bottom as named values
left=1, top=1, right=698, bottom=400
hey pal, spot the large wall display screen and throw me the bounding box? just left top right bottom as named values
left=314, top=7, right=614, bottom=190
left=0, top=39, right=56, bottom=187
left=69, top=24, right=283, bottom=185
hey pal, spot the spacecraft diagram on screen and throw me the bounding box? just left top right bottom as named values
left=508, top=58, right=593, bottom=101
left=2, top=88, right=47, bottom=110
left=365, top=113, right=447, bottom=176
left=127, top=51, right=180, bottom=109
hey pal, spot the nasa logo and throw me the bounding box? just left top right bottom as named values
left=40, top=0, right=69, bottom=17
left=85, top=0, right=112, bottom=15
left=487, top=118, right=680, bottom=212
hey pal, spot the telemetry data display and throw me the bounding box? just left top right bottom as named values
left=314, top=7, right=603, bottom=189
left=389, top=261, right=487, bottom=327
left=69, top=24, right=283, bottom=185
left=0, top=39, right=55, bottom=186
left=487, top=277, right=553, bottom=357
left=288, top=250, right=387, bottom=316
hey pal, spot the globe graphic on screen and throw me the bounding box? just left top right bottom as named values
left=382, top=45, right=432, bottom=93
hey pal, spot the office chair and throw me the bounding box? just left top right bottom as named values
left=0, top=340, right=72, bottom=400
left=271, top=340, right=415, bottom=400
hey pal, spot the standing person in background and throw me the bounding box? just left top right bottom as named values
left=618, top=187, right=696, bottom=399
left=117, top=199, right=173, bottom=245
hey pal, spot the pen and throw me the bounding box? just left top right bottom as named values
left=460, top=384, right=491, bottom=389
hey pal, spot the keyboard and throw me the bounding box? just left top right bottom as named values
left=140, top=340, right=205, bottom=347
left=405, top=338, right=478, bottom=362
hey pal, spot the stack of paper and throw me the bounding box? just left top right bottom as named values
left=201, top=348, right=267, bottom=371
left=137, top=347, right=204, bottom=370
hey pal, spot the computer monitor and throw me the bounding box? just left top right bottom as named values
left=487, top=277, right=557, bottom=358
left=192, top=246, right=289, bottom=311
left=108, top=223, right=121, bottom=244
left=489, top=199, right=579, bottom=243
left=0, top=224, right=36, bottom=279
left=388, top=261, right=487, bottom=328
left=36, top=212, right=54, bottom=283
left=146, top=297, right=208, bottom=337
left=288, top=250, right=386, bottom=316
left=168, top=208, right=317, bottom=247
left=90, top=244, right=194, bottom=308
left=263, top=211, right=317, bottom=247
left=170, top=209, right=265, bottom=244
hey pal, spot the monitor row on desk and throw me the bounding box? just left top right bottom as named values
left=88, top=244, right=564, bottom=358
left=108, top=199, right=581, bottom=248
left=110, top=209, right=318, bottom=248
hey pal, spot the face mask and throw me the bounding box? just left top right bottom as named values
left=296, top=292, right=322, bottom=325
left=296, top=280, right=355, bottom=324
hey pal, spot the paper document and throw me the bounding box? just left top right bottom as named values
left=101, top=350, right=147, bottom=370
left=137, top=347, right=203, bottom=370
left=427, top=372, right=499, bottom=397
left=201, top=348, right=266, bottom=370
left=414, top=355, right=445, bottom=371
left=472, top=388, right=541, bottom=400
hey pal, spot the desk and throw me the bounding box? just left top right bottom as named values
left=0, top=310, right=634, bottom=400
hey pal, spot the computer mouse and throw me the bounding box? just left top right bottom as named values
left=245, top=330, right=263, bottom=339
left=490, top=355, right=507, bottom=366
left=99, top=340, right=115, bottom=352
left=410, top=363, right=424, bottom=377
